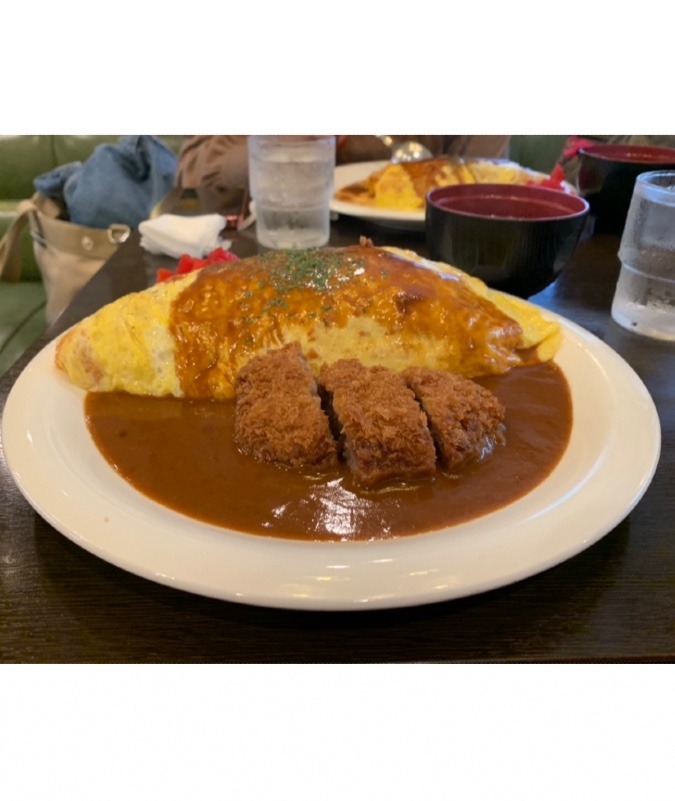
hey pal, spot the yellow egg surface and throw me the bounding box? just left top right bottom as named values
left=55, top=244, right=560, bottom=400
left=55, top=275, right=198, bottom=396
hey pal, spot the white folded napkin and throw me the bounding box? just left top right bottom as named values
left=139, top=213, right=232, bottom=259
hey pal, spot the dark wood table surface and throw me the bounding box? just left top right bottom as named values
left=1, top=214, right=673, bottom=663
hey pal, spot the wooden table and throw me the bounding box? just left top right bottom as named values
left=1, top=215, right=673, bottom=663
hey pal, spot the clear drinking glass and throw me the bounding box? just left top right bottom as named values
left=612, top=171, right=675, bottom=340
left=248, top=135, right=336, bottom=249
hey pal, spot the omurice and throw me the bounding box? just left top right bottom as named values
left=55, top=242, right=561, bottom=400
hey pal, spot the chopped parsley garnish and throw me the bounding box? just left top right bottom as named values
left=256, top=249, right=363, bottom=293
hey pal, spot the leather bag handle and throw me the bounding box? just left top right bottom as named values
left=0, top=197, right=36, bottom=282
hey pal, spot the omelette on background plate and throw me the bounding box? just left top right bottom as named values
left=334, top=157, right=560, bottom=212
left=55, top=242, right=561, bottom=400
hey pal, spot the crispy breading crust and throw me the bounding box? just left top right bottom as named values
left=320, top=359, right=437, bottom=488
left=403, top=366, right=505, bottom=471
left=234, top=342, right=337, bottom=470
left=234, top=344, right=508, bottom=486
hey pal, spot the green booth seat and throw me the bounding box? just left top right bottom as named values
left=0, top=281, right=47, bottom=376
left=0, top=135, right=183, bottom=378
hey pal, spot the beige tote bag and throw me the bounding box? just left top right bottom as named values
left=0, top=193, right=130, bottom=323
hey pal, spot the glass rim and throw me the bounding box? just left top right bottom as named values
left=636, top=169, right=675, bottom=186
left=249, top=135, right=336, bottom=145
left=635, top=170, right=675, bottom=203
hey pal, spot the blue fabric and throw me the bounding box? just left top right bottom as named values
left=34, top=136, right=177, bottom=229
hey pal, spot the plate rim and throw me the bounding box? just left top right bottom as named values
left=1, top=312, right=661, bottom=611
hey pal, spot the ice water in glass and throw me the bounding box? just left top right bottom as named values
left=612, top=171, right=675, bottom=341
left=249, top=136, right=336, bottom=249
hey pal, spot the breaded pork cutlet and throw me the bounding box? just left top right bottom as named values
left=234, top=343, right=337, bottom=469
left=320, top=359, right=436, bottom=488
left=403, top=367, right=505, bottom=471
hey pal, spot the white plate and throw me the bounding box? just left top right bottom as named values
left=1, top=315, right=661, bottom=611
left=330, top=161, right=426, bottom=230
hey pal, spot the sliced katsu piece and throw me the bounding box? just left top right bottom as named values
left=319, top=359, right=436, bottom=488
left=403, top=367, right=506, bottom=471
left=234, top=342, right=337, bottom=469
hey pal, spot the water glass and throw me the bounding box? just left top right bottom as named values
left=612, top=171, right=675, bottom=341
left=248, top=135, right=336, bottom=249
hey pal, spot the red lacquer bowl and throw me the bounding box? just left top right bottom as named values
left=425, top=183, right=589, bottom=298
left=578, top=144, right=675, bottom=234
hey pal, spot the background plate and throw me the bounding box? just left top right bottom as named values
left=329, top=160, right=573, bottom=231
left=2, top=313, right=661, bottom=611
left=330, top=161, right=426, bottom=230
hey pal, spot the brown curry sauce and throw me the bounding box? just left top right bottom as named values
left=84, top=361, right=572, bottom=542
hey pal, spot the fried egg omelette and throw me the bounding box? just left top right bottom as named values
left=55, top=243, right=561, bottom=400
left=335, top=158, right=551, bottom=212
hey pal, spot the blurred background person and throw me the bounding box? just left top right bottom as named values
left=176, top=135, right=511, bottom=195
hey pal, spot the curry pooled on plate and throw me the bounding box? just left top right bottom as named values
left=83, top=355, right=572, bottom=540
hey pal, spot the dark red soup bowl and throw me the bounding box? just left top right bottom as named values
left=425, top=184, right=589, bottom=298
left=578, top=144, right=675, bottom=234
